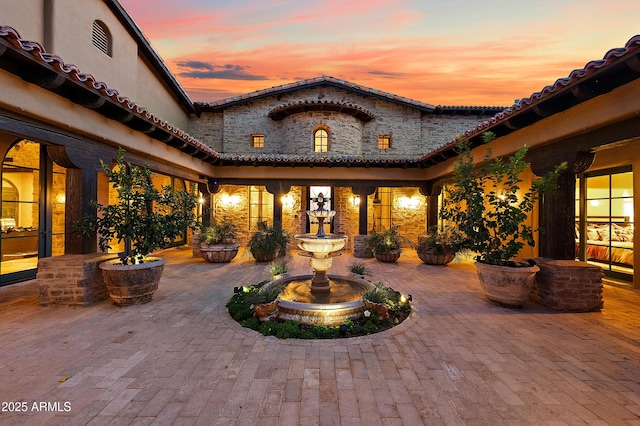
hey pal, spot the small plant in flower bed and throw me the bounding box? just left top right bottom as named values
left=226, top=281, right=411, bottom=339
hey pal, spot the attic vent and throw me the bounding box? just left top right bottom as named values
left=92, top=20, right=112, bottom=57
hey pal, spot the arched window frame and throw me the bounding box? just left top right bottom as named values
left=313, top=125, right=330, bottom=153
left=92, top=20, right=112, bottom=57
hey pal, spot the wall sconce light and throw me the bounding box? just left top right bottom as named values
left=198, top=195, right=205, bottom=205
left=350, top=195, right=361, bottom=207
left=220, top=194, right=241, bottom=207
left=398, top=196, right=420, bottom=209
left=281, top=194, right=295, bottom=208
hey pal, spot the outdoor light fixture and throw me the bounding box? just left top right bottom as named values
left=233, top=286, right=241, bottom=293
left=198, top=196, right=205, bottom=205
left=220, top=194, right=241, bottom=207
left=350, top=195, right=361, bottom=207
left=408, top=294, right=413, bottom=301
left=281, top=194, right=295, bottom=208
left=400, top=294, right=408, bottom=304
left=398, top=196, right=420, bottom=209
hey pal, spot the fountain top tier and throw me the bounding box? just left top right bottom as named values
left=307, top=193, right=335, bottom=238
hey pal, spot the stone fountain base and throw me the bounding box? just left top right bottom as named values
left=264, top=274, right=375, bottom=325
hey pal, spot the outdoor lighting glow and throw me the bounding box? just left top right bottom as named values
left=398, top=196, right=420, bottom=209
left=400, top=294, right=407, bottom=304
left=350, top=195, right=361, bottom=207
left=281, top=194, right=295, bottom=208
left=198, top=196, right=205, bottom=205
left=220, top=194, right=241, bottom=207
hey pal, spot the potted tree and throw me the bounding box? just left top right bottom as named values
left=248, top=221, right=290, bottom=262
left=366, top=226, right=403, bottom=263
left=77, top=148, right=194, bottom=306
left=416, top=226, right=460, bottom=265
left=199, top=217, right=240, bottom=263
left=441, top=132, right=565, bottom=307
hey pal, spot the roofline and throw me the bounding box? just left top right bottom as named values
left=196, top=76, right=441, bottom=114
left=104, top=0, right=198, bottom=115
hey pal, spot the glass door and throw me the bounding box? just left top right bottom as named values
left=576, top=167, right=633, bottom=281
left=308, top=186, right=332, bottom=234
left=1, top=141, right=42, bottom=284
left=0, top=140, right=67, bottom=285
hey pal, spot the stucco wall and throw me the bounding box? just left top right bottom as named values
left=4, top=0, right=190, bottom=130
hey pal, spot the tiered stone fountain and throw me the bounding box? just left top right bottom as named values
left=267, top=193, right=375, bottom=325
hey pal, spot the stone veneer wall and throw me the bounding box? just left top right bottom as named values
left=37, top=253, right=118, bottom=306
left=365, top=187, right=427, bottom=245
left=190, top=87, right=491, bottom=156
left=212, top=185, right=305, bottom=251
left=530, top=258, right=604, bottom=312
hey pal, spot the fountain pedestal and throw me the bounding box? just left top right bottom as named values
left=294, top=193, right=347, bottom=294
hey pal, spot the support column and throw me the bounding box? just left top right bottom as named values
left=531, top=151, right=595, bottom=260
left=420, top=183, right=442, bottom=231
left=266, top=183, right=291, bottom=230
left=351, top=184, right=376, bottom=258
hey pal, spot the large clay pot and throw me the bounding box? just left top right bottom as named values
left=99, top=257, right=166, bottom=306
left=373, top=249, right=401, bottom=263
left=417, top=249, right=455, bottom=265
left=474, top=261, right=540, bottom=308
left=363, top=299, right=389, bottom=319
left=200, top=244, right=240, bottom=263
left=254, top=300, right=278, bottom=321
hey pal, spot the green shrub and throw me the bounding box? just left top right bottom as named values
left=241, top=317, right=260, bottom=330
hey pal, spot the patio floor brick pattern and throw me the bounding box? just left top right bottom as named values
left=0, top=247, right=639, bottom=425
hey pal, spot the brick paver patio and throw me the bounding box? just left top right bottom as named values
left=1, top=248, right=639, bottom=425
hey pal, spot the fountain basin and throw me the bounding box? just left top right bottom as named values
left=264, top=274, right=376, bottom=325
left=294, top=234, right=347, bottom=254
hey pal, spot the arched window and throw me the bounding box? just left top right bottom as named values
left=313, top=127, right=329, bottom=152
left=92, top=20, right=112, bottom=57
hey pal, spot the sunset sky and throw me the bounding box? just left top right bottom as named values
left=118, top=0, right=640, bottom=107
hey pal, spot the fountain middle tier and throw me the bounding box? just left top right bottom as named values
left=294, top=233, right=348, bottom=293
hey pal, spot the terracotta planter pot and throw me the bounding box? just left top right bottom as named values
left=373, top=249, right=401, bottom=263
left=474, top=261, right=540, bottom=308
left=417, top=249, right=455, bottom=265
left=363, top=299, right=389, bottom=319
left=254, top=300, right=278, bottom=321
left=200, top=244, right=240, bottom=263
left=99, top=257, right=166, bottom=306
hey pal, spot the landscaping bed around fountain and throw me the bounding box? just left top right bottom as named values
left=226, top=280, right=411, bottom=339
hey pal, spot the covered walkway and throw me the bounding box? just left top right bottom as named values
left=0, top=248, right=639, bottom=425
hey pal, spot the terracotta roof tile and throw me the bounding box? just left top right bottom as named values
left=0, top=26, right=218, bottom=161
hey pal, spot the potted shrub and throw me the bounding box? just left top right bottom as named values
left=416, top=226, right=461, bottom=265
left=362, top=284, right=391, bottom=319
left=249, top=282, right=286, bottom=321
left=267, top=257, right=291, bottom=280
left=199, top=217, right=240, bottom=263
left=441, top=132, right=565, bottom=307
left=248, top=221, right=290, bottom=262
left=77, top=148, right=194, bottom=306
left=366, top=226, right=403, bottom=263
left=347, top=262, right=370, bottom=278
